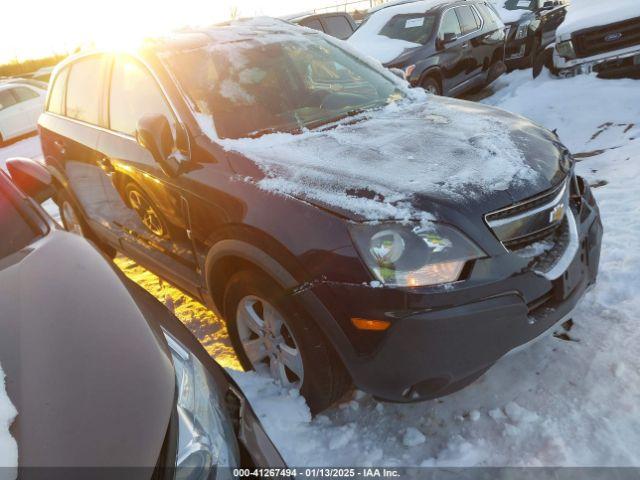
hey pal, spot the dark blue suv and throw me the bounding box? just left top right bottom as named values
left=39, top=18, right=602, bottom=413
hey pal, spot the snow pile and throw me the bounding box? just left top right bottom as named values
left=232, top=71, right=640, bottom=467
left=557, top=0, right=640, bottom=38
left=0, top=363, right=18, bottom=468
left=221, top=94, right=535, bottom=223
left=348, top=0, right=445, bottom=63
left=489, top=0, right=530, bottom=24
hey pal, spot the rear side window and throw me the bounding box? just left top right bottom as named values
left=12, top=87, right=39, bottom=103
left=300, top=18, right=323, bottom=31
left=109, top=57, right=175, bottom=137
left=47, top=68, right=69, bottom=115
left=439, top=9, right=462, bottom=39
left=323, top=16, right=354, bottom=39
left=0, top=90, right=17, bottom=111
left=66, top=56, right=108, bottom=125
left=381, top=14, right=437, bottom=44
left=456, top=6, right=480, bottom=34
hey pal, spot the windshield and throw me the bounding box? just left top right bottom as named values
left=380, top=14, right=437, bottom=44
left=503, top=0, right=537, bottom=11
left=0, top=181, right=41, bottom=260
left=164, top=34, right=404, bottom=139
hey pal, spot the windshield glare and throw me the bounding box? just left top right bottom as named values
left=164, top=35, right=404, bottom=139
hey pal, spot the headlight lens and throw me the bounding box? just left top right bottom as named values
left=556, top=40, right=576, bottom=59
left=350, top=223, right=485, bottom=287
left=515, top=21, right=531, bottom=40
left=163, top=329, right=239, bottom=480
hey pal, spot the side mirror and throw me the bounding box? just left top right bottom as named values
left=136, top=114, right=184, bottom=178
left=6, top=157, right=55, bottom=203
left=541, top=1, right=555, bottom=9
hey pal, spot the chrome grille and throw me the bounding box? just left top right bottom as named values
left=485, top=181, right=569, bottom=250
left=573, top=17, right=640, bottom=59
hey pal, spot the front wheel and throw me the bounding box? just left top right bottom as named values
left=421, top=76, right=442, bottom=95
left=223, top=269, right=351, bottom=413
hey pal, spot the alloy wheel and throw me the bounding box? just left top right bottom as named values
left=127, top=189, right=165, bottom=237
left=236, top=295, right=304, bottom=388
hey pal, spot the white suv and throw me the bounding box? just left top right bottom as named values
left=553, top=0, right=640, bottom=77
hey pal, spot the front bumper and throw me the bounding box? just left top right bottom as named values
left=554, top=45, right=640, bottom=77
left=297, top=180, right=602, bottom=402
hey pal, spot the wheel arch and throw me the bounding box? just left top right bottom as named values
left=418, top=67, right=443, bottom=90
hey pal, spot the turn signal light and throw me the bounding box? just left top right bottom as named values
left=351, top=317, right=391, bottom=331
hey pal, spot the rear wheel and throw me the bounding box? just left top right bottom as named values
left=421, top=76, right=442, bottom=95
left=223, top=269, right=351, bottom=413
left=57, top=188, right=116, bottom=259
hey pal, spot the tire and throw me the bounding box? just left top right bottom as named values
left=223, top=269, right=351, bottom=413
left=123, top=181, right=170, bottom=239
left=57, top=188, right=117, bottom=259
left=421, top=76, right=442, bottom=95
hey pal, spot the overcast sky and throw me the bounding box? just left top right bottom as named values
left=1, top=0, right=357, bottom=63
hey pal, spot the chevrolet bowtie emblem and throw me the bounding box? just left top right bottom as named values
left=549, top=203, right=566, bottom=224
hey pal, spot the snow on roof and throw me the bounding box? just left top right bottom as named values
left=348, top=0, right=446, bottom=64
left=489, top=0, right=530, bottom=24
left=557, top=0, right=640, bottom=38
left=219, top=93, right=536, bottom=224
left=0, top=363, right=18, bottom=468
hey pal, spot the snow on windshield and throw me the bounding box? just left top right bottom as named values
left=0, top=363, right=17, bottom=468
left=348, top=0, right=444, bottom=64
left=220, top=91, right=537, bottom=224
left=557, top=0, right=640, bottom=38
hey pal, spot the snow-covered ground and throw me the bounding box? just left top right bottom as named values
left=0, top=363, right=17, bottom=469
left=1, top=71, right=638, bottom=467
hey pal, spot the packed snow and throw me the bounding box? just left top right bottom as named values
left=0, top=363, right=17, bottom=469
left=347, top=0, right=445, bottom=63
left=557, top=0, right=640, bottom=38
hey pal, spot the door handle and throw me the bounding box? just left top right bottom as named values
left=98, top=157, right=115, bottom=174
left=53, top=140, right=66, bottom=155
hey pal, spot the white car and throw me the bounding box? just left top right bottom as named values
left=0, top=82, right=45, bottom=145
left=553, top=0, right=640, bottom=77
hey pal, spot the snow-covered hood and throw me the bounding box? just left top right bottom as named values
left=0, top=230, right=175, bottom=467
left=557, top=0, right=640, bottom=40
left=221, top=95, right=567, bottom=223
left=490, top=1, right=530, bottom=25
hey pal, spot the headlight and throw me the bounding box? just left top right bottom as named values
left=515, top=21, right=531, bottom=40
left=349, top=223, right=485, bottom=287
left=163, top=329, right=240, bottom=480
left=556, top=40, right=576, bottom=59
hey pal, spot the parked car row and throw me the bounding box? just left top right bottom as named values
left=33, top=18, right=602, bottom=417
left=289, top=0, right=640, bottom=89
